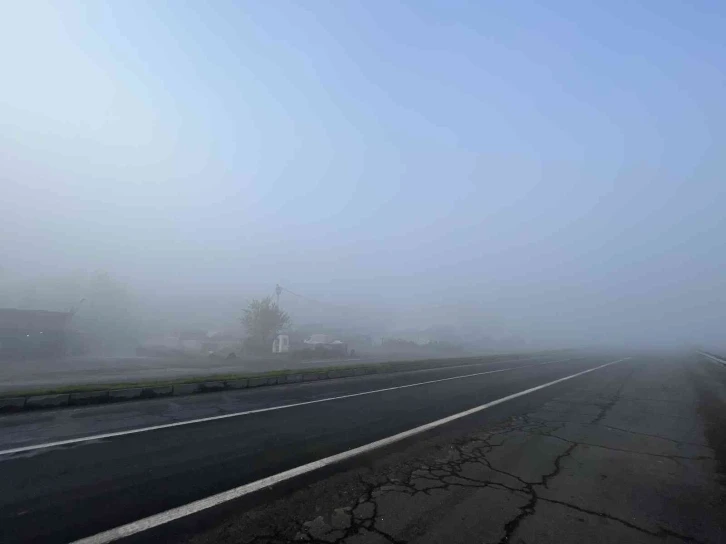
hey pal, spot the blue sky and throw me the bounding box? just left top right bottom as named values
left=1, top=1, right=724, bottom=344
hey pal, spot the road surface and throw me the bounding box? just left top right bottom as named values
left=0, top=351, right=723, bottom=543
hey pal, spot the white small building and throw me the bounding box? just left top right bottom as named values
left=272, top=334, right=290, bottom=353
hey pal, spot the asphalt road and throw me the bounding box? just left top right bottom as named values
left=1, top=351, right=724, bottom=544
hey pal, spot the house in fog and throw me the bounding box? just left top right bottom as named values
left=0, top=308, right=73, bottom=359
left=303, top=333, right=348, bottom=355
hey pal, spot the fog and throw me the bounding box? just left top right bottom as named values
left=1, top=2, right=724, bottom=354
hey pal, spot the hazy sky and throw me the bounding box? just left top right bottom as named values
left=1, top=1, right=724, bottom=345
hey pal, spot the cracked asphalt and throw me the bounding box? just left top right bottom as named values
left=183, top=353, right=726, bottom=544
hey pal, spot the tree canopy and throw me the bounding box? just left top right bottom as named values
left=240, top=296, right=290, bottom=354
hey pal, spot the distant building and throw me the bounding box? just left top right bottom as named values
left=304, top=334, right=335, bottom=345
left=0, top=308, right=73, bottom=359
left=303, top=334, right=348, bottom=355
left=272, top=334, right=290, bottom=353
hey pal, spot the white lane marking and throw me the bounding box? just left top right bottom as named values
left=0, top=356, right=578, bottom=456
left=699, top=351, right=726, bottom=366
left=72, top=357, right=631, bottom=544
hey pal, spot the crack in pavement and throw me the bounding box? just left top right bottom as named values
left=597, top=425, right=709, bottom=447
left=538, top=497, right=706, bottom=543
left=290, top=407, right=696, bottom=544
left=521, top=419, right=709, bottom=448
left=590, top=367, right=634, bottom=425
left=287, top=432, right=533, bottom=543
left=489, top=366, right=706, bottom=544
left=494, top=441, right=579, bottom=544
left=517, top=426, right=714, bottom=462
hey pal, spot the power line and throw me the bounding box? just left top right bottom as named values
left=276, top=284, right=352, bottom=312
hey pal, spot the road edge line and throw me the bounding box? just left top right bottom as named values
left=71, top=357, right=630, bottom=544
left=699, top=351, right=726, bottom=366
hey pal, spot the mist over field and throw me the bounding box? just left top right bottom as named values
left=1, top=2, right=724, bottom=355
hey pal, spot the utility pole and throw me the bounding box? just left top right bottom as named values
left=275, top=284, right=282, bottom=306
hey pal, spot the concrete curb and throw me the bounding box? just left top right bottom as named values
left=70, top=390, right=110, bottom=406
left=173, top=383, right=201, bottom=396
left=0, top=397, right=26, bottom=411
left=0, top=352, right=548, bottom=414
left=140, top=386, right=173, bottom=399
left=248, top=376, right=271, bottom=388
left=25, top=394, right=70, bottom=409
left=109, top=388, right=142, bottom=401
